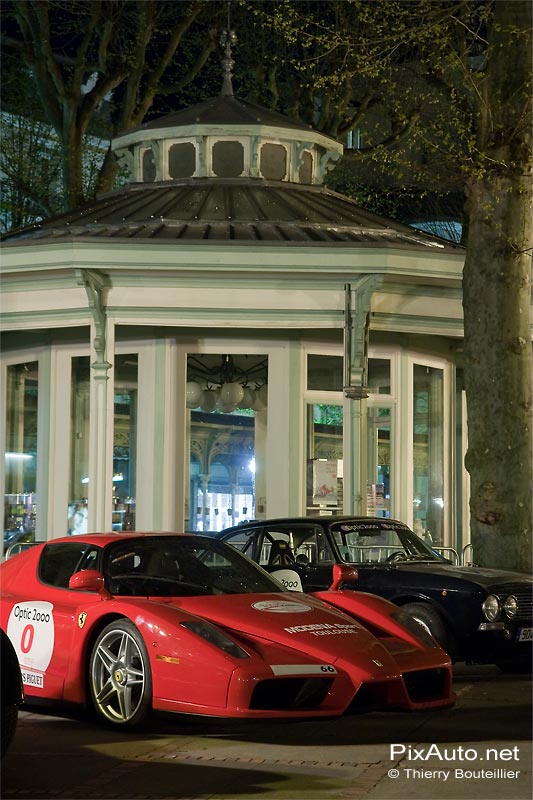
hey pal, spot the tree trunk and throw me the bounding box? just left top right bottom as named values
left=62, top=118, right=86, bottom=211
left=95, top=149, right=120, bottom=197
left=463, top=174, right=532, bottom=572
left=463, top=0, right=533, bottom=573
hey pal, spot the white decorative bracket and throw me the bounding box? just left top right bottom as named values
left=344, top=275, right=383, bottom=399
left=76, top=269, right=111, bottom=372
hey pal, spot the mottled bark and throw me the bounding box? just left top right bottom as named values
left=62, top=115, right=85, bottom=211
left=463, top=2, right=533, bottom=572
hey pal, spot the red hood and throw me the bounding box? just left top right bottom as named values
left=171, top=592, right=404, bottom=676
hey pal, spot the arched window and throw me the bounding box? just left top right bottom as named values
left=298, top=151, right=313, bottom=184
left=142, top=149, right=156, bottom=182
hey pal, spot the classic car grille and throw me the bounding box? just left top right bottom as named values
left=499, top=586, right=533, bottom=621
left=403, top=668, right=447, bottom=702
left=250, top=677, right=333, bottom=710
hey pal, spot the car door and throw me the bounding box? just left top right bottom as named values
left=6, top=541, right=100, bottom=699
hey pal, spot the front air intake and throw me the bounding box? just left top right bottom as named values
left=403, top=668, right=447, bottom=701
left=250, top=677, right=333, bottom=710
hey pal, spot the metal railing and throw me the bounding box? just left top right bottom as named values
left=432, top=546, right=460, bottom=564
left=4, top=542, right=37, bottom=560
left=432, top=544, right=475, bottom=566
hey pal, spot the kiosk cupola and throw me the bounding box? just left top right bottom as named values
left=112, top=27, right=343, bottom=188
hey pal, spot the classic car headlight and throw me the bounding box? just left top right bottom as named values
left=503, top=595, right=518, bottom=618
left=180, top=620, right=249, bottom=658
left=482, top=594, right=501, bottom=621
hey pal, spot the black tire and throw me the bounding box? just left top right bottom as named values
left=1, top=704, right=18, bottom=758
left=89, top=619, right=152, bottom=729
left=402, top=602, right=457, bottom=659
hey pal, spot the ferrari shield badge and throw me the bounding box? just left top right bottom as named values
left=78, top=612, right=87, bottom=629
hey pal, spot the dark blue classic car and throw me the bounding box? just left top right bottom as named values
left=217, top=517, right=532, bottom=673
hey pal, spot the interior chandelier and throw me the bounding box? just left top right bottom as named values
left=186, top=355, right=268, bottom=413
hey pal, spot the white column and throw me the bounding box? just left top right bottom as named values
left=287, top=344, right=304, bottom=515
left=45, top=348, right=73, bottom=538
left=135, top=341, right=156, bottom=531
left=88, top=320, right=114, bottom=533
left=174, top=344, right=189, bottom=531
left=254, top=409, right=268, bottom=518
left=265, top=343, right=303, bottom=517
left=150, top=338, right=181, bottom=531
left=398, top=350, right=412, bottom=525
left=35, top=350, right=51, bottom=539
left=265, top=346, right=289, bottom=517
left=344, top=397, right=368, bottom=515
left=343, top=277, right=382, bottom=516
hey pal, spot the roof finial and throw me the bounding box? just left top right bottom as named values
left=220, top=2, right=236, bottom=96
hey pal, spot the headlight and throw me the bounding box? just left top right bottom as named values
left=483, top=594, right=501, bottom=621
left=180, top=620, right=249, bottom=658
left=503, top=595, right=518, bottom=618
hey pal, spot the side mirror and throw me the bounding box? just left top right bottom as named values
left=330, top=563, right=358, bottom=591
left=69, top=569, right=109, bottom=597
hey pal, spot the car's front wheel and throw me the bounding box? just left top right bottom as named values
left=89, top=619, right=152, bottom=729
left=402, top=602, right=457, bottom=659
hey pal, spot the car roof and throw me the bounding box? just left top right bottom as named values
left=219, top=516, right=410, bottom=535
left=43, top=531, right=208, bottom=547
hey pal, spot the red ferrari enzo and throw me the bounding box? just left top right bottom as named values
left=0, top=532, right=455, bottom=728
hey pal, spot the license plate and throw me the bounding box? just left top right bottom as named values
left=517, top=627, right=533, bottom=642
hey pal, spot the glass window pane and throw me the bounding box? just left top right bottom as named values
left=307, top=354, right=343, bottom=391
left=142, top=149, right=156, bottom=182
left=186, top=354, right=267, bottom=532
left=413, top=364, right=444, bottom=546
left=306, top=403, right=343, bottom=515
left=260, top=143, right=287, bottom=180
left=68, top=357, right=90, bottom=535
left=113, top=355, right=138, bottom=531
left=39, top=541, right=92, bottom=587
left=4, top=362, right=38, bottom=547
left=368, top=358, right=391, bottom=394
left=299, top=151, right=313, bottom=184
left=212, top=141, right=244, bottom=177
left=169, top=142, right=196, bottom=178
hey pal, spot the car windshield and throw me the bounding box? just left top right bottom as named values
left=330, top=521, right=445, bottom=564
left=103, top=535, right=285, bottom=597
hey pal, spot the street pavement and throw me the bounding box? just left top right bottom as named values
left=2, top=664, right=531, bottom=800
